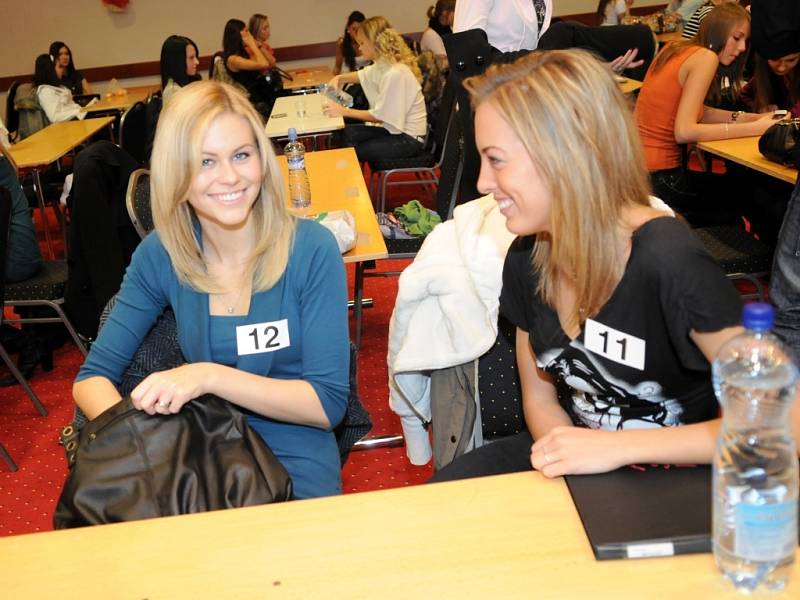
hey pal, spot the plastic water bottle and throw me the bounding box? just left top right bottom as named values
left=284, top=128, right=311, bottom=217
left=317, top=83, right=354, bottom=108
left=712, top=302, right=798, bottom=593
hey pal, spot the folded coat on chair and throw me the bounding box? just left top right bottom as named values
left=387, top=195, right=516, bottom=465
left=54, top=394, right=292, bottom=528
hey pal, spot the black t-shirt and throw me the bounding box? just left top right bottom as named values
left=500, top=217, right=742, bottom=430
left=59, top=70, right=84, bottom=95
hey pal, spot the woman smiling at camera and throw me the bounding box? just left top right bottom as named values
left=72, top=81, right=350, bottom=499
left=429, top=49, right=797, bottom=483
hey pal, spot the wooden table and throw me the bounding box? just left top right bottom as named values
left=81, top=84, right=159, bottom=114
left=284, top=65, right=334, bottom=91
left=2, top=471, right=797, bottom=598
left=266, top=92, right=344, bottom=147
left=6, top=116, right=115, bottom=257
left=277, top=148, right=386, bottom=348
left=697, top=136, right=798, bottom=185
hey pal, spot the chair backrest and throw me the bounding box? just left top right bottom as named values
left=434, top=108, right=464, bottom=222
left=430, top=76, right=456, bottom=160
left=125, top=168, right=153, bottom=239
left=5, top=81, right=20, bottom=143
left=0, top=186, right=11, bottom=316
left=119, top=101, right=148, bottom=165
left=144, top=92, right=163, bottom=166
left=13, top=83, right=50, bottom=140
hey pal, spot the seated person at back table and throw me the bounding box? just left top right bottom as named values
left=160, top=35, right=202, bottom=105
left=33, top=54, right=87, bottom=123
left=333, top=11, right=368, bottom=75
left=221, top=18, right=273, bottom=117
left=429, top=48, right=800, bottom=483
left=635, top=3, right=774, bottom=225
left=324, top=16, right=427, bottom=163
left=72, top=81, right=350, bottom=500
left=49, top=41, right=92, bottom=95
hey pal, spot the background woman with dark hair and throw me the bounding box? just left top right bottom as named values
left=33, top=54, right=86, bottom=123
left=742, top=49, right=800, bottom=118
left=222, top=18, right=273, bottom=116
left=160, top=35, right=201, bottom=104
left=333, top=11, right=367, bottom=75
left=48, top=41, right=91, bottom=95
left=421, top=0, right=456, bottom=69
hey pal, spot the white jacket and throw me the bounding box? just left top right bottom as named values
left=454, top=0, right=553, bottom=52
left=36, top=85, right=84, bottom=123
left=387, top=195, right=516, bottom=464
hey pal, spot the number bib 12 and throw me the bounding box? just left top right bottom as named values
left=583, top=318, right=645, bottom=370
left=236, top=319, right=291, bottom=355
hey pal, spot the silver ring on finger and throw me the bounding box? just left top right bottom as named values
left=158, top=400, right=169, bottom=408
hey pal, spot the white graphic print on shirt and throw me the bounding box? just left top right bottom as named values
left=537, top=341, right=684, bottom=431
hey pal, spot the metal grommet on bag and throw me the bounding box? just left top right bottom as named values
left=62, top=425, right=74, bottom=437
left=66, top=441, right=77, bottom=452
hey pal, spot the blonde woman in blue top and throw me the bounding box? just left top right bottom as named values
left=73, top=81, right=350, bottom=499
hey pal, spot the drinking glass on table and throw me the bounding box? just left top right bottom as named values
left=295, top=94, right=307, bottom=119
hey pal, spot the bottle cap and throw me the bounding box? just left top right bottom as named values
left=742, top=302, right=774, bottom=332
left=287, top=127, right=298, bottom=141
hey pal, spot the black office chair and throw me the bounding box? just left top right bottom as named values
left=0, top=186, right=49, bottom=417
left=693, top=225, right=773, bottom=301
left=119, top=101, right=148, bottom=165
left=366, top=78, right=457, bottom=213
left=352, top=108, right=465, bottom=352
left=5, top=81, right=21, bottom=143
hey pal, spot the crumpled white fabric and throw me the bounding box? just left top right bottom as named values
left=387, top=195, right=516, bottom=464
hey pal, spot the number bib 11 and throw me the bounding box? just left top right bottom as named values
left=583, top=318, right=645, bottom=370
left=236, top=319, right=291, bottom=355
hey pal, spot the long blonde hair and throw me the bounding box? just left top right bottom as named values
left=465, top=50, right=652, bottom=331
left=150, top=80, right=294, bottom=293
left=359, top=16, right=423, bottom=82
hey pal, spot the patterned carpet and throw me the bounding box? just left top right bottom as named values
left=0, top=259, right=431, bottom=537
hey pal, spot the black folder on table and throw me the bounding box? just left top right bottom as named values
left=564, top=465, right=712, bottom=560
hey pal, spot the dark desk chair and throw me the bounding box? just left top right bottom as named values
left=119, top=102, right=148, bottom=165
left=365, top=78, right=457, bottom=213
left=694, top=225, right=772, bottom=301
left=0, top=186, right=48, bottom=417
left=5, top=81, right=21, bottom=143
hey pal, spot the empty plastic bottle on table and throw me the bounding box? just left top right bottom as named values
left=317, top=83, right=353, bottom=108
left=712, top=302, right=799, bottom=593
left=284, top=128, right=311, bottom=217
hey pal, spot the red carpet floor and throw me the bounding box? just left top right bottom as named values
left=0, top=259, right=432, bottom=537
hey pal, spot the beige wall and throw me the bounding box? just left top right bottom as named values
left=1, top=0, right=665, bottom=77
left=0, top=0, right=664, bottom=120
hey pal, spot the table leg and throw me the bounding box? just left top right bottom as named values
left=31, top=169, right=55, bottom=260
left=353, top=261, right=365, bottom=350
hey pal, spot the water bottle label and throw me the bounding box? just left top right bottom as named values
left=287, top=156, right=305, bottom=170
left=583, top=319, right=646, bottom=370
left=734, top=500, right=797, bottom=561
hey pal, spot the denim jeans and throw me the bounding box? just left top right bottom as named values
left=770, top=177, right=800, bottom=360
left=340, top=125, right=424, bottom=163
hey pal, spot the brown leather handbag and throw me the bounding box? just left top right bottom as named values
left=54, top=394, right=292, bottom=529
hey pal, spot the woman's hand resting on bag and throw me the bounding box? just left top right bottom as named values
left=131, top=363, right=214, bottom=415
